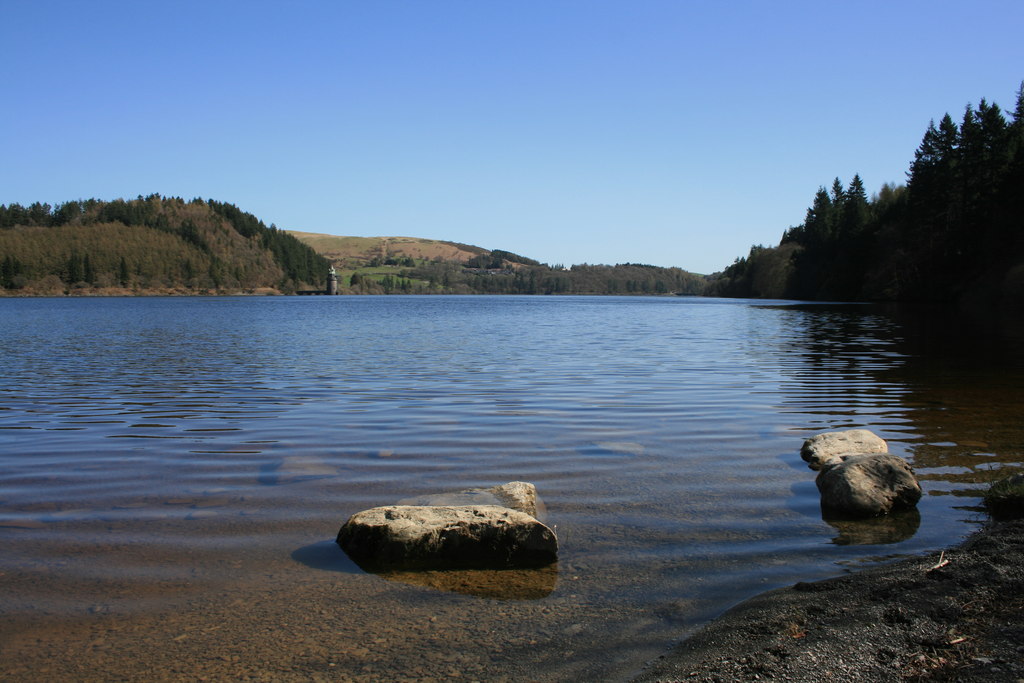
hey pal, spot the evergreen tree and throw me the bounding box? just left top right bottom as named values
left=999, top=83, right=1024, bottom=253
left=1, top=255, right=22, bottom=288
left=28, top=202, right=52, bottom=226
left=52, top=201, right=83, bottom=226
left=840, top=174, right=869, bottom=239
left=83, top=253, right=95, bottom=284
left=725, top=82, right=1023, bottom=303
left=829, top=178, right=845, bottom=231
left=118, top=257, right=130, bottom=287
left=66, top=252, right=82, bottom=284
left=1009, top=82, right=1024, bottom=156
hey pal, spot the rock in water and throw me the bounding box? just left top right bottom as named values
left=261, top=455, right=337, bottom=485
left=488, top=481, right=542, bottom=518
left=337, top=505, right=558, bottom=570
left=800, top=429, right=888, bottom=471
left=984, top=472, right=1024, bottom=520
left=816, top=453, right=922, bottom=518
left=396, top=481, right=543, bottom=518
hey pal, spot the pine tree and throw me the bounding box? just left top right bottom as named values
left=840, top=174, right=869, bottom=239
left=66, top=252, right=82, bottom=284
left=1009, top=82, right=1024, bottom=155
left=802, top=187, right=833, bottom=246
left=1, top=255, right=18, bottom=288
left=1000, top=83, right=1024, bottom=255
left=83, top=253, right=95, bottom=284
left=118, top=257, right=130, bottom=287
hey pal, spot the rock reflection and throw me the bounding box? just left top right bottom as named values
left=293, top=541, right=558, bottom=599
left=823, top=508, right=921, bottom=546
left=366, top=563, right=558, bottom=600
left=291, top=540, right=363, bottom=573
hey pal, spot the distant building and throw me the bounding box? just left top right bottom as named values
left=327, top=265, right=338, bottom=295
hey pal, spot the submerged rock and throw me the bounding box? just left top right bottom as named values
left=593, top=441, right=646, bottom=456
left=397, top=481, right=543, bottom=519
left=260, top=455, right=337, bottom=485
left=337, top=504, right=558, bottom=570
left=800, top=429, right=888, bottom=471
left=815, top=453, right=922, bottom=518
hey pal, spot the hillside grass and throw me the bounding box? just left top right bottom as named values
left=287, top=232, right=486, bottom=265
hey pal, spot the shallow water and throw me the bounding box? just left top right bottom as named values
left=1, top=296, right=1022, bottom=681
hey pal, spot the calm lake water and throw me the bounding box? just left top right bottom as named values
left=1, top=295, right=1022, bottom=681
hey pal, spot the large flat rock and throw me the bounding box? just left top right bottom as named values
left=337, top=504, right=558, bottom=570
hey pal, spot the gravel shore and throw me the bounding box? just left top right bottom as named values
left=633, top=519, right=1024, bottom=682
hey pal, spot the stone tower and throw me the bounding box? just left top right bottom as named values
left=327, top=265, right=338, bottom=295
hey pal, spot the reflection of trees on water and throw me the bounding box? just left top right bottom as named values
left=875, top=306, right=1024, bottom=495
left=761, top=303, right=1024, bottom=502
left=751, top=303, right=913, bottom=435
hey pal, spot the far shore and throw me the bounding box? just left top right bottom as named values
left=0, top=287, right=288, bottom=297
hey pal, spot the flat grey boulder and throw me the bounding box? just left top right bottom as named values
left=397, top=481, right=543, bottom=519
left=337, top=505, right=558, bottom=570
left=800, top=429, right=888, bottom=471
left=816, top=453, right=922, bottom=518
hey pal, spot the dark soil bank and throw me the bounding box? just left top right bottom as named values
left=634, top=519, right=1024, bottom=682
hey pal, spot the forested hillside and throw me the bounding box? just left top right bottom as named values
left=0, top=196, right=328, bottom=295
left=708, top=84, right=1024, bottom=306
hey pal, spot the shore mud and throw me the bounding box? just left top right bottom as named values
left=634, top=519, right=1024, bottom=682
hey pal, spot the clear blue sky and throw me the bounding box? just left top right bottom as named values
left=3, top=1, right=1022, bottom=274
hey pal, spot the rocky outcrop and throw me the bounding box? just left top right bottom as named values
left=800, top=429, right=888, bottom=471
left=816, top=453, right=923, bottom=517
left=337, top=504, right=557, bottom=571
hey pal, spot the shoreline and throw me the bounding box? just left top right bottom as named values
left=632, top=518, right=1024, bottom=682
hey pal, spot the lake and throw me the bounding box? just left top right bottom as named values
left=1, top=295, right=1022, bottom=681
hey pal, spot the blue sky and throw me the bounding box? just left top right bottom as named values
left=2, top=1, right=1022, bottom=274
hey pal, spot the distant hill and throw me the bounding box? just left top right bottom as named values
left=289, top=229, right=705, bottom=296
left=0, top=196, right=329, bottom=295
left=0, top=199, right=707, bottom=297
left=286, top=231, right=487, bottom=267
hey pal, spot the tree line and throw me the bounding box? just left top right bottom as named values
left=388, top=260, right=705, bottom=295
left=708, top=83, right=1024, bottom=305
left=0, top=195, right=328, bottom=294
